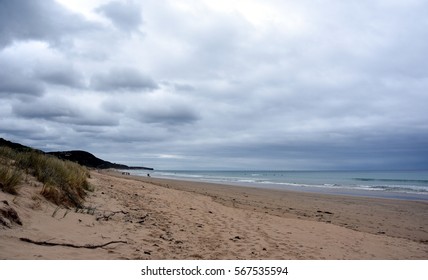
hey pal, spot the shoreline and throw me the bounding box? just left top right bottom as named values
left=137, top=170, right=428, bottom=202
left=150, top=175, right=428, bottom=202
left=1, top=169, right=427, bottom=259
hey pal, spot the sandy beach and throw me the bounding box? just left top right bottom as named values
left=1, top=170, right=427, bottom=259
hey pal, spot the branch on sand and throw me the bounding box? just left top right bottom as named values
left=19, top=237, right=127, bottom=249
left=96, top=210, right=129, bottom=221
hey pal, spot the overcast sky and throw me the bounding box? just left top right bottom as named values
left=1, top=0, right=428, bottom=170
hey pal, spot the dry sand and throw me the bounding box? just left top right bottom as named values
left=1, top=170, right=427, bottom=259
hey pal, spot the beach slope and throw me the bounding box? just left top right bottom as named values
left=1, top=170, right=427, bottom=259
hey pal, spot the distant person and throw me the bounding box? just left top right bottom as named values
left=147, top=173, right=150, bottom=177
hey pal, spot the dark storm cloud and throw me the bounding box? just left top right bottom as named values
left=0, top=0, right=98, bottom=48
left=91, top=68, right=158, bottom=92
left=96, top=1, right=143, bottom=31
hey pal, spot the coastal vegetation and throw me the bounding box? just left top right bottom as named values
left=0, top=137, right=152, bottom=207
left=0, top=165, right=22, bottom=195
left=0, top=146, right=91, bottom=207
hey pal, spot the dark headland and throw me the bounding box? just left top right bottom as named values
left=0, top=138, right=153, bottom=170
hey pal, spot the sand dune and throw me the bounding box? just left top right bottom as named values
left=1, top=170, right=427, bottom=259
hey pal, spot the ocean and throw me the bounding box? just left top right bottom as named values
left=128, top=170, right=428, bottom=201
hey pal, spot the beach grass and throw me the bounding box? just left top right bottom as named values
left=0, top=147, right=22, bottom=194
left=0, top=165, right=22, bottom=195
left=0, top=146, right=91, bottom=207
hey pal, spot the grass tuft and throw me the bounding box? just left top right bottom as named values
left=0, top=146, right=91, bottom=207
left=0, top=165, right=22, bottom=194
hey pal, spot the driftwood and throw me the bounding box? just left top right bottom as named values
left=19, top=237, right=127, bottom=249
left=96, top=210, right=129, bottom=221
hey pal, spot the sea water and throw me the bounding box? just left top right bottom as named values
left=129, top=170, right=428, bottom=201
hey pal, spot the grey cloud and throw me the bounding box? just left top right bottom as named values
left=35, top=67, right=85, bottom=88
left=12, top=97, right=118, bottom=127
left=174, top=84, right=196, bottom=91
left=131, top=94, right=200, bottom=126
left=0, top=120, right=44, bottom=138
left=169, top=129, right=428, bottom=170
left=70, top=114, right=119, bottom=127
left=1, top=1, right=428, bottom=170
left=161, top=81, right=196, bottom=92
left=141, top=3, right=253, bottom=80
left=0, top=0, right=98, bottom=48
left=96, top=1, right=142, bottom=31
left=0, top=118, right=67, bottom=150
left=12, top=99, right=78, bottom=119
left=99, top=125, right=166, bottom=144
left=0, top=61, right=84, bottom=100
left=0, top=66, right=44, bottom=96
left=91, top=68, right=158, bottom=92
left=141, top=106, right=199, bottom=126
left=129, top=90, right=201, bottom=126
left=101, top=99, right=128, bottom=113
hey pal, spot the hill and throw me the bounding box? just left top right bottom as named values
left=47, top=150, right=152, bottom=170
left=0, top=138, right=43, bottom=153
left=0, top=138, right=153, bottom=170
left=47, top=151, right=127, bottom=169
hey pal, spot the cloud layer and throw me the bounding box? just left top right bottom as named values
left=1, top=0, right=428, bottom=170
